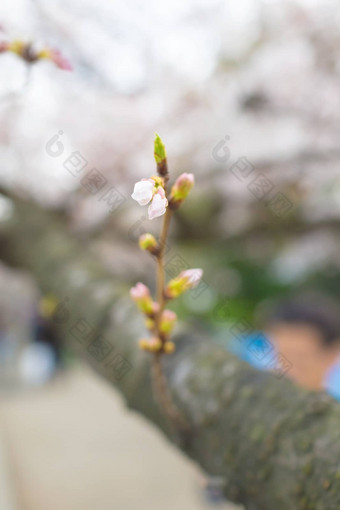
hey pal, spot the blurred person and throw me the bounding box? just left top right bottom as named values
left=33, top=294, right=63, bottom=365
left=19, top=295, right=63, bottom=386
left=229, top=294, right=340, bottom=401
left=262, top=294, right=340, bottom=400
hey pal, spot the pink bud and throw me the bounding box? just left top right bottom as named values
left=181, top=268, right=203, bottom=287
left=130, top=282, right=150, bottom=301
left=162, top=309, right=177, bottom=321
left=130, top=283, right=157, bottom=316
left=160, top=309, right=177, bottom=336
left=169, top=173, right=194, bottom=208
left=165, top=268, right=203, bottom=299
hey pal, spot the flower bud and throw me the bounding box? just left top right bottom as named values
left=164, top=341, right=175, bottom=354
left=139, top=339, right=150, bottom=351
left=139, top=233, right=159, bottom=255
left=150, top=337, right=163, bottom=352
left=169, top=173, right=194, bottom=209
left=144, top=317, right=155, bottom=331
left=139, top=337, right=162, bottom=353
left=154, top=133, right=168, bottom=177
left=164, top=269, right=203, bottom=299
left=130, top=283, right=159, bottom=316
left=159, top=310, right=177, bottom=336
left=154, top=133, right=167, bottom=164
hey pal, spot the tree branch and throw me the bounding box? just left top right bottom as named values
left=0, top=197, right=339, bottom=510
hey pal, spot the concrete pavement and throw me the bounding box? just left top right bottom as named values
left=0, top=365, right=239, bottom=510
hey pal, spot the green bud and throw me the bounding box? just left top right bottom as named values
left=154, top=133, right=167, bottom=164
left=159, top=310, right=177, bottom=336
left=139, top=233, right=159, bottom=255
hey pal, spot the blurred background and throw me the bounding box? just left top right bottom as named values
left=0, top=0, right=339, bottom=508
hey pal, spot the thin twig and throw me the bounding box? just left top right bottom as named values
left=151, top=194, right=189, bottom=432
left=155, top=207, right=172, bottom=331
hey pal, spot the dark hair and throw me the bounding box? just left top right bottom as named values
left=262, top=293, right=340, bottom=347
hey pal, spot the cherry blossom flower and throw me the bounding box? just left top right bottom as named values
left=148, top=188, right=168, bottom=220
left=131, top=179, right=155, bottom=205
left=132, top=178, right=168, bottom=219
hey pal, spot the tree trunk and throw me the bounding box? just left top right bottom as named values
left=0, top=196, right=339, bottom=510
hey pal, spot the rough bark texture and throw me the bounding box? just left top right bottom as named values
left=0, top=196, right=340, bottom=510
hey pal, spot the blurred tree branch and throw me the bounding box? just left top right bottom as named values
left=0, top=196, right=339, bottom=510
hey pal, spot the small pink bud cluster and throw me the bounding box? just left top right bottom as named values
left=143, top=309, right=177, bottom=338
left=131, top=292, right=178, bottom=353
left=139, top=337, right=175, bottom=354
left=140, top=309, right=177, bottom=353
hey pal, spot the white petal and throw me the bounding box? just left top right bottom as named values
left=131, top=180, right=154, bottom=205
left=148, top=194, right=168, bottom=220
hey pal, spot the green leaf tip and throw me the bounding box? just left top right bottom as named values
left=154, top=133, right=167, bottom=164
